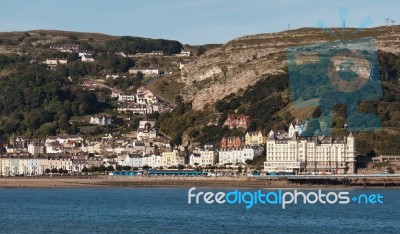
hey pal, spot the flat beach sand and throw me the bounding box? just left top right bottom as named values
left=0, top=176, right=397, bottom=188
left=0, top=177, right=106, bottom=188
left=0, top=176, right=293, bottom=188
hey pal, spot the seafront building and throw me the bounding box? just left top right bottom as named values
left=161, top=150, right=185, bottom=167
left=117, top=154, right=143, bottom=168
left=189, top=148, right=217, bottom=167
left=218, top=147, right=263, bottom=165
left=0, top=122, right=358, bottom=176
left=245, top=131, right=266, bottom=146
left=142, top=153, right=163, bottom=168
left=0, top=155, right=72, bottom=176
left=264, top=131, right=356, bottom=174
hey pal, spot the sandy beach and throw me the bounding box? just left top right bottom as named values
left=0, top=177, right=107, bottom=188
left=1, top=176, right=399, bottom=188
left=0, top=176, right=306, bottom=188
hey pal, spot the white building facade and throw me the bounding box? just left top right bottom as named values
left=264, top=131, right=356, bottom=174
left=218, top=148, right=256, bottom=165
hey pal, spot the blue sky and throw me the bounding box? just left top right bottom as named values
left=0, top=0, right=397, bottom=44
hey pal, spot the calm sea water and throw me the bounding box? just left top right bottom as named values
left=0, top=187, right=399, bottom=233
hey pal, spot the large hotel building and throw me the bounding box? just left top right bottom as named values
left=264, top=125, right=356, bottom=174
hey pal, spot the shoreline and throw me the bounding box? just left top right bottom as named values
left=1, top=176, right=400, bottom=189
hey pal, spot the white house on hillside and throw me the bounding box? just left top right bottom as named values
left=81, top=54, right=95, bottom=62
left=90, top=115, right=113, bottom=126
left=45, top=58, right=68, bottom=65
left=175, top=51, right=191, bottom=57
left=128, top=67, right=160, bottom=76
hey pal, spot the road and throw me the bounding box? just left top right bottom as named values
left=144, top=75, right=176, bottom=108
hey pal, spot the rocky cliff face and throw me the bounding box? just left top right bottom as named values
left=181, top=27, right=400, bottom=110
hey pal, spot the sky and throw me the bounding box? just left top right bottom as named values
left=0, top=0, right=398, bottom=45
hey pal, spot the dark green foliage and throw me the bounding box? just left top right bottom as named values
left=197, top=46, right=206, bottom=56
left=135, top=72, right=144, bottom=81
left=0, top=55, right=16, bottom=69
left=0, top=63, right=102, bottom=137
left=98, top=165, right=106, bottom=172
left=105, top=36, right=182, bottom=55
left=103, top=56, right=135, bottom=73
left=89, top=166, right=98, bottom=172
left=58, top=168, right=67, bottom=174
left=105, top=75, right=141, bottom=90
left=122, top=166, right=131, bottom=171
left=175, top=95, right=185, bottom=114
left=68, top=34, right=78, bottom=41
left=130, top=116, right=144, bottom=130
left=237, top=166, right=242, bottom=173
left=170, top=135, right=182, bottom=149
left=378, top=51, right=400, bottom=81
left=106, top=165, right=114, bottom=171
left=65, top=55, right=134, bottom=77
left=146, top=112, right=160, bottom=121
left=67, top=52, right=79, bottom=62
left=158, top=109, right=212, bottom=146
left=196, top=125, right=228, bottom=146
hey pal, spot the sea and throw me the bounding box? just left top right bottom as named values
left=0, top=187, right=399, bottom=234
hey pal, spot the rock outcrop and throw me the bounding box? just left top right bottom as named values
left=181, top=27, right=400, bottom=110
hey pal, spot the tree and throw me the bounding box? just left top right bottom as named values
left=238, top=166, right=243, bottom=174
left=146, top=111, right=160, bottom=120
left=178, top=164, right=185, bottom=170
left=197, top=46, right=206, bottom=56
left=58, top=168, right=65, bottom=174
left=89, top=166, right=98, bottom=172
left=106, top=165, right=114, bottom=172
left=68, top=34, right=78, bottom=41
left=122, top=165, right=132, bottom=171
left=67, top=52, right=79, bottom=62
left=81, top=166, right=89, bottom=173
left=99, top=165, right=106, bottom=172
left=136, top=71, right=144, bottom=81
left=45, top=168, right=51, bottom=174
left=245, top=159, right=253, bottom=165
left=51, top=168, right=58, bottom=174
left=175, top=95, right=185, bottom=114
left=247, top=120, right=257, bottom=132
left=170, top=135, right=182, bottom=149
